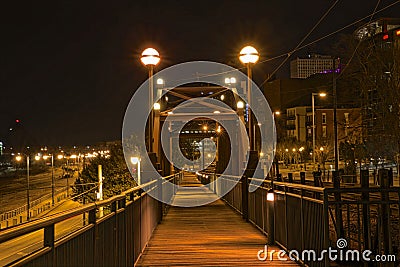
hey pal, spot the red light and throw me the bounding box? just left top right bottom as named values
left=383, top=34, right=389, bottom=40
left=396, top=30, right=400, bottom=36
left=15, top=119, right=20, bottom=123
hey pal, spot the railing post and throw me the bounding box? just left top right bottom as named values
left=300, top=171, right=306, bottom=185
left=333, top=171, right=344, bottom=239
left=360, top=170, right=371, bottom=253
left=241, top=175, right=248, bottom=221
left=44, top=224, right=55, bottom=266
left=378, top=169, right=392, bottom=256
left=267, top=192, right=275, bottom=245
left=158, top=178, right=163, bottom=221
left=288, top=173, right=293, bottom=183
left=323, top=189, right=330, bottom=267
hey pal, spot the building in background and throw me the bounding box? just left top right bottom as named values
left=286, top=106, right=310, bottom=142
left=290, top=54, right=339, bottom=79
left=308, top=108, right=362, bottom=147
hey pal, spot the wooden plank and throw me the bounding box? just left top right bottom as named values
left=136, top=173, right=299, bottom=266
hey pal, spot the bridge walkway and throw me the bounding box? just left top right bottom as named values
left=136, top=172, right=298, bottom=266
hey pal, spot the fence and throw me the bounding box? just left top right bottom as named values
left=0, top=172, right=181, bottom=267
left=211, top=173, right=400, bottom=267
left=0, top=187, right=68, bottom=225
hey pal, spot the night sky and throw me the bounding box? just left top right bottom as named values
left=1, top=0, right=399, bottom=146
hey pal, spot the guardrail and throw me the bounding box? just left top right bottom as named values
left=0, top=172, right=181, bottom=267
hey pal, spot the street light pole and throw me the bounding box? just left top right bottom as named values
left=239, top=46, right=259, bottom=151
left=333, top=58, right=339, bottom=171
left=141, top=48, right=161, bottom=153
left=26, top=155, right=30, bottom=221
left=51, top=155, right=54, bottom=206
left=312, top=92, right=326, bottom=171
left=312, top=94, right=316, bottom=171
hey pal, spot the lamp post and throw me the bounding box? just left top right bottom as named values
left=16, top=155, right=30, bottom=221
left=273, top=111, right=281, bottom=177
left=141, top=48, right=160, bottom=152
left=239, top=46, right=259, bottom=151
left=312, top=92, right=326, bottom=171
left=131, top=157, right=141, bottom=185
left=43, top=155, right=55, bottom=206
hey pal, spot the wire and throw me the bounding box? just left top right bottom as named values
left=163, top=1, right=400, bottom=86
left=335, top=0, right=382, bottom=80
left=259, top=0, right=340, bottom=87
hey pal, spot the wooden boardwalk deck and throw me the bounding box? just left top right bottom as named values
left=136, top=173, right=299, bottom=266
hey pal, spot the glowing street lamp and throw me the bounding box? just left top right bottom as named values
left=236, top=101, right=245, bottom=109
left=130, top=157, right=141, bottom=185
left=153, top=102, right=161, bottom=110
left=239, top=45, right=259, bottom=151
left=141, top=48, right=161, bottom=152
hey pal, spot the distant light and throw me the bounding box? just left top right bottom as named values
left=220, top=94, right=225, bottom=101
left=292, top=148, right=296, bottom=152
left=15, top=155, right=22, bottom=161
left=141, top=48, right=160, bottom=66
left=203, top=125, right=208, bottom=131
left=319, top=93, right=327, bottom=97
left=168, top=111, right=173, bottom=115
left=35, top=155, right=41, bottom=161
left=15, top=119, right=20, bottom=123
left=207, top=153, right=212, bottom=158
left=70, top=154, right=77, bottom=159
left=257, top=122, right=262, bottom=126
left=224, top=78, right=231, bottom=84
left=230, top=77, right=236, bottom=84
left=383, top=34, right=389, bottom=40
left=259, top=152, right=264, bottom=157
left=165, top=96, right=169, bottom=102
left=274, top=111, right=281, bottom=115
left=237, top=101, right=245, bottom=109
left=156, top=78, right=164, bottom=85
left=57, top=155, right=64, bottom=160
left=320, top=147, right=324, bottom=151
left=43, top=155, right=49, bottom=160
left=154, top=102, right=161, bottom=110
left=397, top=30, right=400, bottom=36
left=130, top=157, right=140, bottom=165
left=217, top=126, right=222, bottom=133
left=213, top=110, right=220, bottom=114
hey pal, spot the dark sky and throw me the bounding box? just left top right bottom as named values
left=1, top=0, right=399, bottom=146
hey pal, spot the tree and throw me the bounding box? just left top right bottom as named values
left=331, top=31, right=400, bottom=162
left=72, top=142, right=136, bottom=202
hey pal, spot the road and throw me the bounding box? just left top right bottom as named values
left=0, top=200, right=83, bottom=266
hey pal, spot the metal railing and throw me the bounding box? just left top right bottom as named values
left=0, top=172, right=181, bottom=267
left=213, top=173, right=400, bottom=266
